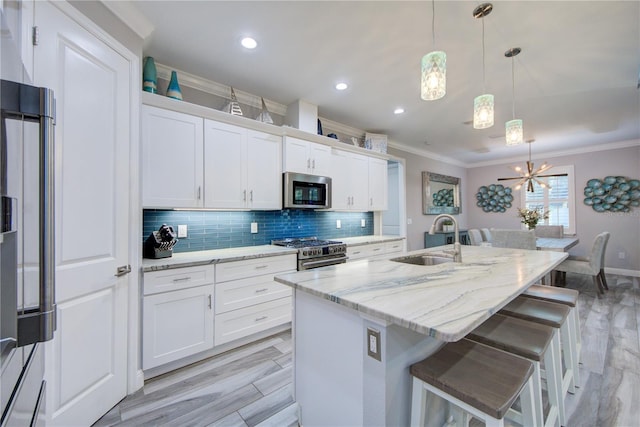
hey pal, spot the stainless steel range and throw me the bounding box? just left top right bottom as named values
left=272, top=237, right=347, bottom=270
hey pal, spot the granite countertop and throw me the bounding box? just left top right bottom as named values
left=142, top=235, right=405, bottom=272
left=142, top=245, right=298, bottom=272
left=340, top=235, right=405, bottom=247
left=274, top=245, right=568, bottom=342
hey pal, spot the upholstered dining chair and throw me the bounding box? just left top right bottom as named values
left=491, top=229, right=537, bottom=250
left=468, top=229, right=483, bottom=246
left=480, top=228, right=492, bottom=243
left=553, top=232, right=609, bottom=294
left=534, top=225, right=564, bottom=238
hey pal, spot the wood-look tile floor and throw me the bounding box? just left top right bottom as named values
left=94, top=273, right=639, bottom=427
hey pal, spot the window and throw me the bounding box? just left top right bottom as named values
left=521, top=165, right=576, bottom=235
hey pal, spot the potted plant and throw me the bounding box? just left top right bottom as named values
left=517, top=207, right=549, bottom=230
left=442, top=219, right=454, bottom=232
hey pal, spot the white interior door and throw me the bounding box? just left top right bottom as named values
left=32, top=2, right=130, bottom=425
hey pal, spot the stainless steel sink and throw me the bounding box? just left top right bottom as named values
left=390, top=254, right=454, bottom=266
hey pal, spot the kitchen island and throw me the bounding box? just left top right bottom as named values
left=274, top=245, right=568, bottom=427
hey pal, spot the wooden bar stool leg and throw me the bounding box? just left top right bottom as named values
left=519, top=376, right=538, bottom=427
left=563, top=315, right=579, bottom=394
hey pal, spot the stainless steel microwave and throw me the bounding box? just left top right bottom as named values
left=283, top=172, right=332, bottom=209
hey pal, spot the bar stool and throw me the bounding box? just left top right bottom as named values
left=499, top=296, right=576, bottom=426
left=522, top=284, right=582, bottom=391
left=410, top=339, right=538, bottom=427
left=467, top=314, right=562, bottom=427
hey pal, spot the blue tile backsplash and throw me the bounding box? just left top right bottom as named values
left=143, top=209, right=374, bottom=253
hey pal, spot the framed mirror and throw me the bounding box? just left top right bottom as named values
left=422, top=172, right=461, bottom=215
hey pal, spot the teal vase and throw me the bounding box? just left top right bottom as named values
left=166, top=71, right=183, bottom=100
left=142, top=57, right=157, bottom=93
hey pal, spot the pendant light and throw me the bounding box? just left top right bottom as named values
left=421, top=0, right=446, bottom=100
left=473, top=3, right=494, bottom=129
left=505, top=47, right=524, bottom=146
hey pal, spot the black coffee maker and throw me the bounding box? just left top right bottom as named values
left=144, top=224, right=178, bottom=259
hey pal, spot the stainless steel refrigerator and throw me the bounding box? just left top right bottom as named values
left=1, top=8, right=56, bottom=426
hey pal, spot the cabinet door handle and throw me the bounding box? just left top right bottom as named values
left=115, top=264, right=131, bottom=277
left=255, top=288, right=269, bottom=293
left=173, top=276, right=191, bottom=282
left=312, top=159, right=316, bottom=169
left=250, top=190, right=253, bottom=202
left=372, top=248, right=381, bottom=252
left=208, top=294, right=212, bottom=309
left=243, top=190, right=247, bottom=201
left=255, top=316, right=268, bottom=322
left=254, top=265, right=268, bottom=270
left=197, top=186, right=201, bottom=200
left=307, top=158, right=311, bottom=169
left=370, top=197, right=373, bottom=206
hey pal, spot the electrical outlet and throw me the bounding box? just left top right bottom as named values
left=336, top=220, right=341, bottom=229
left=361, top=219, right=366, bottom=228
left=618, top=251, right=626, bottom=259
left=177, top=224, right=187, bottom=238
left=407, top=218, right=413, bottom=225
left=251, top=222, right=258, bottom=234
left=367, top=327, right=381, bottom=361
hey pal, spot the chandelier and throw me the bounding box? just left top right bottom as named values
left=498, top=140, right=566, bottom=192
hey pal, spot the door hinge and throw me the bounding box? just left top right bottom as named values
left=32, top=26, right=39, bottom=46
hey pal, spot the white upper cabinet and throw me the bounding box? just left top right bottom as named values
left=331, top=149, right=369, bottom=211
left=204, top=119, right=282, bottom=209
left=142, top=105, right=204, bottom=208
left=284, top=136, right=331, bottom=176
left=368, top=157, right=388, bottom=211
left=331, top=149, right=388, bottom=211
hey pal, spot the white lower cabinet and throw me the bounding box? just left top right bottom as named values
left=142, top=284, right=214, bottom=369
left=214, top=255, right=296, bottom=346
left=142, top=254, right=296, bottom=371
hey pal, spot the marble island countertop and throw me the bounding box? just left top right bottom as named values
left=274, top=245, right=568, bottom=342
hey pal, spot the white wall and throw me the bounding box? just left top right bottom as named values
left=466, top=143, right=640, bottom=272
left=387, top=147, right=467, bottom=251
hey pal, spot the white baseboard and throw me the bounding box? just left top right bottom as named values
left=605, top=267, right=640, bottom=277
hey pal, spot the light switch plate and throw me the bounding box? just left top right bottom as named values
left=177, top=224, right=187, bottom=238
left=336, top=220, right=341, bottom=229
left=361, top=219, right=366, bottom=227
left=251, top=222, right=258, bottom=233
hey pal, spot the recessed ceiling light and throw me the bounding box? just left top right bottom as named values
left=335, top=82, right=348, bottom=91
left=241, top=37, right=257, bottom=49
left=394, top=108, right=405, bottom=115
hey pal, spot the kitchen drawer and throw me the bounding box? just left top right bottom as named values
left=384, top=240, right=404, bottom=255
left=143, top=265, right=215, bottom=296
left=214, top=297, right=291, bottom=346
left=215, top=274, right=291, bottom=314
left=347, top=243, right=386, bottom=261
left=216, top=255, right=296, bottom=283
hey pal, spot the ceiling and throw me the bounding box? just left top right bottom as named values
left=126, top=1, right=640, bottom=165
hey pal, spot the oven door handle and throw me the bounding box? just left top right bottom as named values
left=300, top=255, right=348, bottom=270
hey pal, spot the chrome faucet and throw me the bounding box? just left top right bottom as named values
left=428, top=214, right=462, bottom=262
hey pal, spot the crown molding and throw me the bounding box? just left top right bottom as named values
left=387, top=141, right=467, bottom=167
left=100, top=1, right=154, bottom=39
left=155, top=62, right=288, bottom=116
left=467, top=138, right=640, bottom=168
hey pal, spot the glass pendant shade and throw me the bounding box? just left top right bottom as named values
left=505, top=119, right=524, bottom=145
left=473, top=94, right=494, bottom=129
left=421, top=51, right=446, bottom=100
